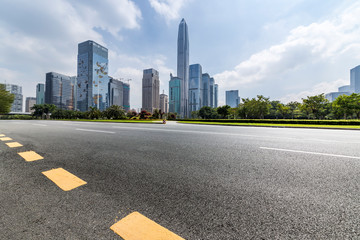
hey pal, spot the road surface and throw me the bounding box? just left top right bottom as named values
left=1, top=120, right=360, bottom=239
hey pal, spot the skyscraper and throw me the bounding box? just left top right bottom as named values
left=202, top=73, right=210, bottom=107
left=5, top=84, right=23, bottom=112
left=160, top=92, right=169, bottom=113
left=36, top=83, right=45, bottom=105
left=77, top=40, right=109, bottom=111
left=142, top=68, right=160, bottom=113
left=25, top=97, right=36, bottom=113
left=350, top=65, right=360, bottom=93
left=209, top=77, right=215, bottom=108
left=177, top=18, right=189, bottom=118
left=123, top=83, right=130, bottom=112
left=169, top=74, right=181, bottom=114
left=45, top=72, right=76, bottom=110
left=189, top=64, right=202, bottom=113
left=226, top=90, right=240, bottom=108
left=108, top=77, right=124, bottom=107
left=214, top=84, right=218, bottom=108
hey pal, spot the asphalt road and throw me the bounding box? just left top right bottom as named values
left=1, top=120, right=360, bottom=239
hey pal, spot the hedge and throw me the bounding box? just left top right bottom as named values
left=177, top=119, right=360, bottom=125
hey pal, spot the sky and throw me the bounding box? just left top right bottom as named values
left=1, top=0, right=360, bottom=110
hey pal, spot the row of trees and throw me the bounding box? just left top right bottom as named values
left=30, top=104, right=178, bottom=120
left=192, top=93, right=360, bottom=120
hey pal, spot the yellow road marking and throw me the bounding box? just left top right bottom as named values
left=110, top=212, right=184, bottom=240
left=18, top=151, right=44, bottom=162
left=0, top=134, right=5, bottom=137
left=42, top=168, right=87, bottom=191
left=6, top=142, right=23, bottom=148
left=0, top=137, right=13, bottom=141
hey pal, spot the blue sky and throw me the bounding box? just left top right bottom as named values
left=1, top=0, right=360, bottom=110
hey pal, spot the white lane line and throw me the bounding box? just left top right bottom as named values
left=76, top=128, right=115, bottom=134
left=32, top=124, right=47, bottom=126
left=260, top=147, right=360, bottom=160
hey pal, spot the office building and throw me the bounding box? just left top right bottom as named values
left=25, top=97, right=36, bottom=113
left=226, top=90, right=240, bottom=108
left=5, top=84, right=23, bottom=112
left=45, top=72, right=76, bottom=110
left=210, top=77, right=215, bottom=108
left=177, top=18, right=189, bottom=118
left=325, top=92, right=350, bottom=102
left=160, top=92, right=169, bottom=113
left=202, top=73, right=210, bottom=107
left=350, top=65, right=360, bottom=93
left=214, top=84, right=218, bottom=108
left=123, top=83, right=130, bottom=112
left=189, top=64, right=202, bottom=113
left=338, top=85, right=351, bottom=92
left=169, top=74, right=181, bottom=114
left=108, top=77, right=124, bottom=107
left=36, top=83, right=45, bottom=105
left=77, top=40, right=109, bottom=111
left=142, top=68, right=160, bottom=113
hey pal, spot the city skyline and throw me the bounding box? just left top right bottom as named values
left=2, top=1, right=360, bottom=110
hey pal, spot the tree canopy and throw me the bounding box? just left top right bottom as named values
left=0, top=84, right=15, bottom=114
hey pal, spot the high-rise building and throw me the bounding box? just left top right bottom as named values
left=226, top=90, right=240, bottom=108
left=338, top=85, right=351, bottom=92
left=123, top=83, right=130, bottom=112
left=350, top=65, right=360, bottom=93
left=160, top=92, right=169, bottom=113
left=202, top=73, right=210, bottom=107
left=209, top=77, right=215, bottom=108
left=45, top=72, right=76, bottom=110
left=214, top=84, right=218, bottom=108
left=177, top=18, right=189, bottom=118
left=142, top=68, right=160, bottom=113
left=189, top=64, right=202, bottom=113
left=108, top=77, right=124, bottom=107
left=169, top=74, right=181, bottom=114
left=5, top=84, right=23, bottom=112
left=77, top=40, right=109, bottom=111
left=36, top=83, right=45, bottom=105
left=25, top=97, right=36, bottom=113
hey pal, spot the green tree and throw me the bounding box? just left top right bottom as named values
left=0, top=84, right=15, bottom=114
left=286, top=101, right=301, bottom=119
left=276, top=103, right=290, bottom=119
left=31, top=104, right=45, bottom=118
left=349, top=93, right=360, bottom=119
left=301, top=94, right=329, bottom=119
left=87, top=106, right=102, bottom=119
left=43, top=104, right=57, bottom=119
left=152, top=109, right=160, bottom=119
left=332, top=94, right=352, bottom=119
left=103, top=105, right=126, bottom=119
left=191, top=110, right=199, bottom=119
left=217, top=105, right=231, bottom=119
left=238, top=95, right=271, bottom=119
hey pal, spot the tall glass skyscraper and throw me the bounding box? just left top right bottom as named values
left=189, top=64, right=202, bottom=113
left=177, top=18, right=189, bottom=118
left=123, top=83, right=130, bottom=112
left=36, top=83, right=45, bottom=105
left=209, top=77, right=215, bottom=108
left=142, top=68, right=160, bottom=113
left=77, top=40, right=109, bottom=111
left=169, top=74, right=181, bottom=114
left=202, top=73, right=210, bottom=107
left=226, top=90, right=240, bottom=108
left=214, top=84, right=218, bottom=108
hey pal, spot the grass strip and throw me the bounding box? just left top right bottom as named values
left=179, top=121, right=360, bottom=129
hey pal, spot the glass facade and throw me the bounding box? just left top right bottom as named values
left=45, top=72, right=76, bottom=110
left=36, top=83, right=45, bottom=105
left=209, top=77, right=215, bottom=108
left=189, top=64, right=202, bottom=113
left=169, top=75, right=181, bottom=114
left=77, top=40, right=109, bottom=111
left=177, top=18, right=189, bottom=118
left=123, top=83, right=130, bottom=112
left=5, top=84, right=23, bottom=112
left=214, top=84, right=218, bottom=108
left=108, top=77, right=124, bottom=107
left=350, top=65, right=360, bottom=93
left=226, top=90, right=240, bottom=108
left=202, top=73, right=210, bottom=107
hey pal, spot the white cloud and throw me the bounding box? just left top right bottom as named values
left=0, top=0, right=142, bottom=106
left=214, top=2, right=360, bottom=103
left=278, top=78, right=348, bottom=103
left=149, top=0, right=190, bottom=22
